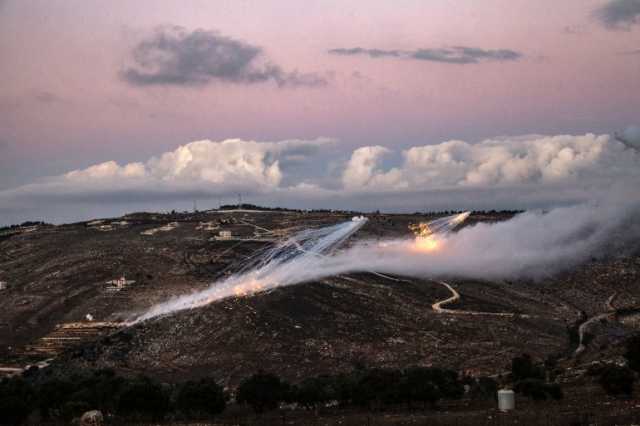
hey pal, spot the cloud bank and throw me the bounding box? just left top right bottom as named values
left=122, top=26, right=327, bottom=87
left=58, top=138, right=334, bottom=195
left=329, top=46, right=522, bottom=64
left=617, top=125, right=640, bottom=150
left=1, top=132, right=639, bottom=225
left=340, top=134, right=631, bottom=191
left=594, top=0, right=640, bottom=29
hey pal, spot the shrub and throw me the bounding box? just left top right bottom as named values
left=60, top=400, right=91, bottom=422
left=598, top=365, right=635, bottom=396
left=514, top=379, right=563, bottom=401
left=511, top=354, right=544, bottom=381
left=470, top=377, right=499, bottom=400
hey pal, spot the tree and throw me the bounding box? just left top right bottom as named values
left=624, top=334, right=640, bottom=373
left=511, top=354, right=544, bottom=381
left=351, top=368, right=402, bottom=409
left=399, top=367, right=441, bottom=408
left=36, top=369, right=125, bottom=420
left=470, top=377, right=498, bottom=400
left=116, top=376, right=170, bottom=421
left=514, top=379, right=563, bottom=401
left=37, top=377, right=77, bottom=419
left=331, top=372, right=361, bottom=406
left=237, top=372, right=290, bottom=413
left=293, top=376, right=335, bottom=409
left=174, top=378, right=225, bottom=418
left=0, top=377, right=34, bottom=425
left=598, top=365, right=635, bottom=397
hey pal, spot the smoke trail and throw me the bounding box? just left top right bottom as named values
left=132, top=199, right=640, bottom=324
left=131, top=216, right=368, bottom=323
left=312, top=202, right=639, bottom=282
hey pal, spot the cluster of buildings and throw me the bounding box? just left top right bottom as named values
left=87, top=220, right=130, bottom=232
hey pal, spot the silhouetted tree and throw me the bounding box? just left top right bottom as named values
left=625, top=334, right=640, bottom=373
left=37, top=377, right=77, bottom=419
left=470, top=377, right=499, bottom=400
left=237, top=372, right=290, bottom=413
left=0, top=377, right=34, bottom=425
left=351, top=368, right=402, bottom=409
left=511, top=354, right=544, bottom=381
left=399, top=367, right=441, bottom=408
left=598, top=365, right=635, bottom=397
left=293, top=375, right=336, bottom=409
left=116, top=376, right=170, bottom=421
left=174, top=378, right=225, bottom=418
left=514, top=379, right=563, bottom=401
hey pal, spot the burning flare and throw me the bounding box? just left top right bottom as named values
left=409, top=212, right=470, bottom=252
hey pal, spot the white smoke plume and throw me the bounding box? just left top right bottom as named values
left=321, top=202, right=638, bottom=281
left=131, top=195, right=640, bottom=324
left=131, top=216, right=369, bottom=323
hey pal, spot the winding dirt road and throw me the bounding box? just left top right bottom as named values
left=431, top=280, right=533, bottom=318
left=574, top=293, right=617, bottom=357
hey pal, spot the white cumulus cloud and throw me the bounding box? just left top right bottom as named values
left=61, top=138, right=334, bottom=192
left=342, top=133, right=637, bottom=192
left=1, top=132, right=639, bottom=225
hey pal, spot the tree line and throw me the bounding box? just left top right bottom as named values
left=0, top=365, right=484, bottom=424
left=4, top=337, right=640, bottom=425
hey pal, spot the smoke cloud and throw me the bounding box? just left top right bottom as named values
left=132, top=197, right=640, bottom=323
left=326, top=203, right=638, bottom=281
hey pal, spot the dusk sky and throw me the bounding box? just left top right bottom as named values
left=1, top=0, right=639, bottom=225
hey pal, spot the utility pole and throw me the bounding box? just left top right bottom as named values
left=237, top=193, right=242, bottom=207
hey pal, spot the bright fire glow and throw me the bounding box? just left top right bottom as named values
left=409, top=212, right=470, bottom=252
left=232, top=277, right=265, bottom=297
left=414, top=235, right=441, bottom=252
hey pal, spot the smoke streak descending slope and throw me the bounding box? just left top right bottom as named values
left=131, top=216, right=369, bottom=323
left=132, top=201, right=639, bottom=324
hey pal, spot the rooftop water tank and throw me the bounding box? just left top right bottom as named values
left=498, top=389, right=515, bottom=412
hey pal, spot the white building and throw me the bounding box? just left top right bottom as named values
left=105, top=275, right=136, bottom=292
left=218, top=230, right=233, bottom=240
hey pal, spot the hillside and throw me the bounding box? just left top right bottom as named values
left=1, top=209, right=639, bottom=388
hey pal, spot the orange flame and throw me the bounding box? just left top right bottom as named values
left=233, top=278, right=265, bottom=297
left=409, top=222, right=442, bottom=252
left=414, top=235, right=441, bottom=252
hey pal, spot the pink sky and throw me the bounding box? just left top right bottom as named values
left=0, top=0, right=639, bottom=223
